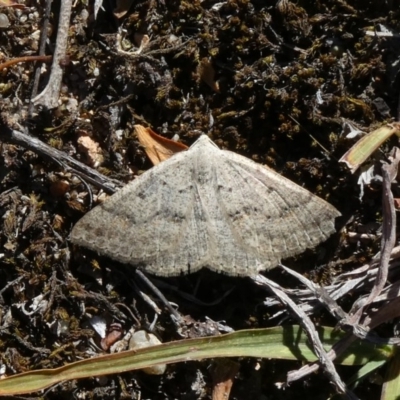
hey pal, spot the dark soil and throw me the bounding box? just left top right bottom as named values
left=1, top=0, right=399, bottom=399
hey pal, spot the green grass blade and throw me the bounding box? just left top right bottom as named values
left=0, top=326, right=391, bottom=396
left=381, top=347, right=400, bottom=400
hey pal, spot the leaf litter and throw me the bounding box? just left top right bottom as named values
left=1, top=0, right=400, bottom=398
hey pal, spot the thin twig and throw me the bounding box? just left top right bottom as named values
left=285, top=148, right=400, bottom=384
left=1, top=329, right=51, bottom=354
left=279, top=265, right=347, bottom=321
left=343, top=150, right=399, bottom=326
left=0, top=276, right=24, bottom=306
left=287, top=332, right=357, bottom=383
left=0, top=55, right=52, bottom=72
left=361, top=161, right=397, bottom=312
left=29, top=0, right=53, bottom=115
left=0, top=124, right=122, bottom=194
left=365, top=30, right=400, bottom=37
left=253, top=274, right=357, bottom=399
left=134, top=269, right=183, bottom=324
left=287, top=295, right=400, bottom=382
left=32, top=0, right=73, bottom=109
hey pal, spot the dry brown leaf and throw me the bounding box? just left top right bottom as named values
left=134, top=125, right=188, bottom=165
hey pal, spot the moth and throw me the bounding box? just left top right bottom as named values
left=71, top=135, right=340, bottom=277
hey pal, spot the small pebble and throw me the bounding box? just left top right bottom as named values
left=129, top=331, right=166, bottom=375
left=0, top=14, right=10, bottom=28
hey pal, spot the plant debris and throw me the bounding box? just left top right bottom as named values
left=1, top=1, right=400, bottom=399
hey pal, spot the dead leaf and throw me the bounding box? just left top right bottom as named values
left=134, top=125, right=188, bottom=165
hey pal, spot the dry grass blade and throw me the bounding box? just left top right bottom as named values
left=340, top=124, right=400, bottom=173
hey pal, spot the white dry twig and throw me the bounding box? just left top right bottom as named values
left=32, top=0, right=73, bottom=109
